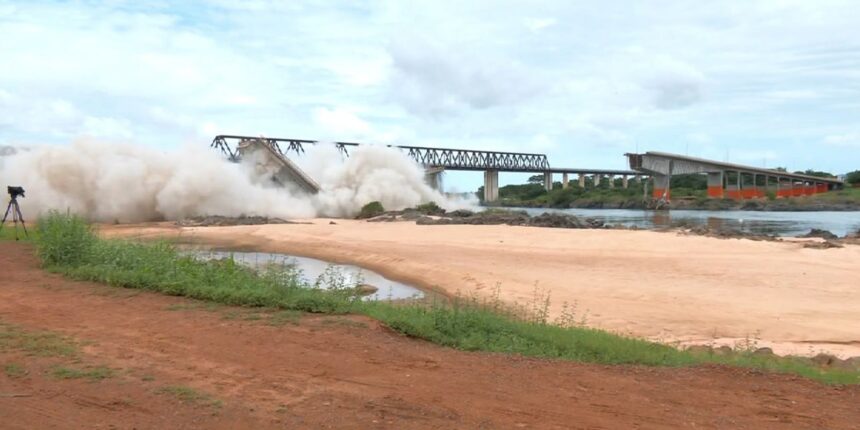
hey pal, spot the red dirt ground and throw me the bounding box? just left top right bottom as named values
left=0, top=242, right=858, bottom=429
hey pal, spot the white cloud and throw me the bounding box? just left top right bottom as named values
left=824, top=133, right=860, bottom=148
left=312, top=107, right=372, bottom=137
left=524, top=18, right=556, bottom=32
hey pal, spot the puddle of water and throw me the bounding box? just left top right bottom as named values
left=189, top=250, right=424, bottom=301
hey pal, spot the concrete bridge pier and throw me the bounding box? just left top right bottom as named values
left=562, top=173, right=569, bottom=189
left=608, top=175, right=615, bottom=188
left=594, top=174, right=602, bottom=187
left=652, top=174, right=670, bottom=201
left=544, top=172, right=553, bottom=191
left=707, top=172, right=724, bottom=198
left=483, top=170, right=499, bottom=202
left=622, top=175, right=629, bottom=189
left=424, top=167, right=444, bottom=191
left=578, top=174, right=586, bottom=188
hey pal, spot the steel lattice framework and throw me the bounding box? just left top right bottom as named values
left=211, top=135, right=550, bottom=172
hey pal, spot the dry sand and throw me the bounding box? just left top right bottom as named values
left=102, top=220, right=860, bottom=358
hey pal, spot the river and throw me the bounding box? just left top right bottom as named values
left=519, top=208, right=860, bottom=237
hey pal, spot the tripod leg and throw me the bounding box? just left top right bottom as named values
left=14, top=202, right=27, bottom=238
left=0, top=201, right=12, bottom=233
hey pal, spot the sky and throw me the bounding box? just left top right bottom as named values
left=2, top=0, right=859, bottom=190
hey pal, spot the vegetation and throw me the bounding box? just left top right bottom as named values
left=4, top=363, right=27, bottom=378
left=0, top=321, right=78, bottom=358
left=846, top=170, right=860, bottom=186
left=356, top=201, right=385, bottom=219
left=26, top=212, right=860, bottom=384
left=477, top=174, right=709, bottom=208
left=157, top=385, right=221, bottom=407
left=50, top=365, right=114, bottom=381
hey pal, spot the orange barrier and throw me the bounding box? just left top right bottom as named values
left=776, top=189, right=793, bottom=198
left=652, top=188, right=671, bottom=199
left=707, top=186, right=723, bottom=198
left=726, top=189, right=742, bottom=200
left=817, top=184, right=828, bottom=193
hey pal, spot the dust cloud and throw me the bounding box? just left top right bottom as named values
left=0, top=139, right=475, bottom=222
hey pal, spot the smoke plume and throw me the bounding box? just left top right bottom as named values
left=0, top=139, right=474, bottom=222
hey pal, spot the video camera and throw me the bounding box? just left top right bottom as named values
left=7, top=186, right=25, bottom=199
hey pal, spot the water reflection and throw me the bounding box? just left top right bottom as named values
left=189, top=250, right=424, bottom=301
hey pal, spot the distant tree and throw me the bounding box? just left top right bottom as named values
left=794, top=169, right=834, bottom=178
left=773, top=167, right=788, bottom=172
left=845, top=170, right=860, bottom=185
left=527, top=174, right=544, bottom=184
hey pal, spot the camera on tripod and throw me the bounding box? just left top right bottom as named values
left=7, top=186, right=25, bottom=199
left=2, top=185, right=28, bottom=239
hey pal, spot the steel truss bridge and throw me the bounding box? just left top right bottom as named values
left=211, top=135, right=551, bottom=172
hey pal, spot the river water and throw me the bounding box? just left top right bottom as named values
left=519, top=208, right=860, bottom=237
left=190, top=250, right=424, bottom=301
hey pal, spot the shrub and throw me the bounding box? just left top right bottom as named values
left=356, top=201, right=385, bottom=219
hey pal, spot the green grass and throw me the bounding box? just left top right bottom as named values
left=50, top=365, right=114, bottom=381
left=0, top=322, right=78, bottom=358
left=4, top=363, right=27, bottom=378
left=28, top=211, right=860, bottom=384
left=157, top=385, right=221, bottom=407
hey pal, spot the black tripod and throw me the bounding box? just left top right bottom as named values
left=0, top=194, right=28, bottom=240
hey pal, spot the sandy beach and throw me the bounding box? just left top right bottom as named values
left=103, top=220, right=860, bottom=358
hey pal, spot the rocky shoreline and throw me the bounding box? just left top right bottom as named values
left=363, top=207, right=860, bottom=246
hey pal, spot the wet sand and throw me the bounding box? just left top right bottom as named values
left=102, top=220, right=860, bottom=357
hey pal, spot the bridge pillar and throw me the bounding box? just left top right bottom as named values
left=562, top=173, right=569, bottom=189
left=608, top=175, right=615, bottom=188
left=543, top=172, right=553, bottom=191
left=424, top=168, right=444, bottom=191
left=483, top=170, right=499, bottom=202
left=652, top=174, right=670, bottom=201
left=707, top=172, right=724, bottom=198
left=622, top=175, right=629, bottom=189
left=578, top=174, right=586, bottom=188
left=594, top=174, right=602, bottom=187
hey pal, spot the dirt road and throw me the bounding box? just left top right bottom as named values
left=1, top=241, right=859, bottom=429
left=102, top=220, right=860, bottom=358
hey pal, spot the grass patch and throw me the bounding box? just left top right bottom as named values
left=50, top=365, right=114, bottom=381
left=157, top=385, right=221, bottom=407
left=4, top=363, right=27, bottom=378
left=30, top=212, right=860, bottom=384
left=0, top=322, right=78, bottom=358
left=268, top=310, right=302, bottom=326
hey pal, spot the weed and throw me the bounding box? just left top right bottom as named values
left=51, top=365, right=114, bottom=381
left=4, top=363, right=27, bottom=378
left=157, top=385, right=220, bottom=407
left=141, top=374, right=156, bottom=382
left=0, top=322, right=78, bottom=358
left=268, top=310, right=302, bottom=326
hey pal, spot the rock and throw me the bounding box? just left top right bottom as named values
left=527, top=213, right=591, bottom=229
left=810, top=353, right=841, bottom=367
left=175, top=215, right=293, bottom=227
left=366, top=215, right=397, bottom=223
left=842, top=356, right=860, bottom=370
left=803, top=240, right=844, bottom=249
left=752, top=347, right=774, bottom=357
left=448, top=209, right=475, bottom=218
left=801, top=229, right=838, bottom=240
left=329, top=221, right=337, bottom=225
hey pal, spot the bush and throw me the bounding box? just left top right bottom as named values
left=846, top=170, right=860, bottom=185
left=356, top=201, right=385, bottom=219
left=414, top=201, right=445, bottom=215
left=35, top=211, right=96, bottom=266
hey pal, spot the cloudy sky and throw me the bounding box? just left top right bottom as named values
left=2, top=0, right=859, bottom=189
